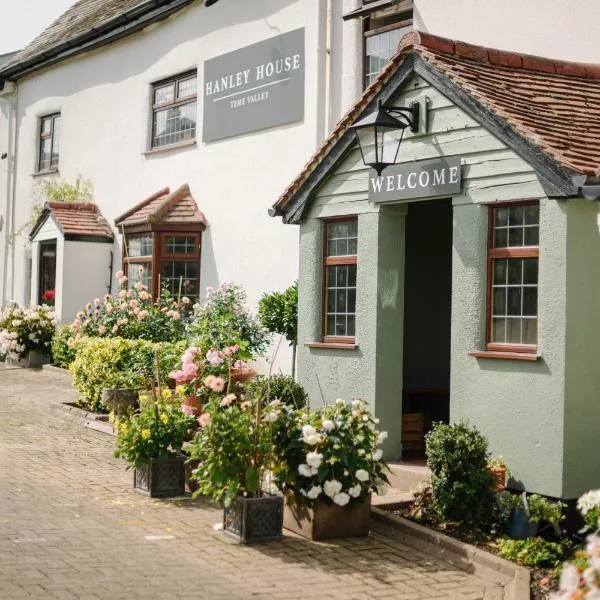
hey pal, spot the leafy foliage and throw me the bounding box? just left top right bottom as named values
left=0, top=304, right=57, bottom=360
left=188, top=396, right=275, bottom=507
left=249, top=374, right=308, bottom=409
left=258, top=281, right=298, bottom=346
left=425, top=421, right=495, bottom=526
left=187, top=283, right=268, bottom=357
left=69, top=337, right=185, bottom=412
left=271, top=399, right=389, bottom=508
left=51, top=324, right=77, bottom=368
left=497, top=537, right=564, bottom=568
left=113, top=400, right=196, bottom=469
left=525, top=494, right=565, bottom=527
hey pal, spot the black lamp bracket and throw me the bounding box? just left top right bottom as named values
left=381, top=100, right=420, bottom=134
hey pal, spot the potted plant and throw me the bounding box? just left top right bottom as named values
left=488, top=455, right=511, bottom=493
left=187, top=377, right=282, bottom=543
left=270, top=399, right=390, bottom=541
left=101, top=371, right=140, bottom=415
left=113, top=397, right=196, bottom=497
left=0, top=304, right=56, bottom=367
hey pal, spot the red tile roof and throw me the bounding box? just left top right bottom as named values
left=33, top=202, right=113, bottom=240
left=114, top=184, right=208, bottom=228
left=274, top=31, right=600, bottom=216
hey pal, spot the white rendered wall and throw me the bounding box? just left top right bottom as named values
left=6, top=0, right=363, bottom=372
left=414, top=0, right=600, bottom=62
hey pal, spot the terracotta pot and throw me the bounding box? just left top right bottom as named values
left=283, top=493, right=371, bottom=541
left=229, top=367, right=257, bottom=384
left=490, top=466, right=506, bottom=493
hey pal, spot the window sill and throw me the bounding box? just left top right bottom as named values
left=32, top=168, right=59, bottom=177
left=469, top=350, right=540, bottom=362
left=143, top=139, right=197, bottom=156
left=305, top=341, right=358, bottom=351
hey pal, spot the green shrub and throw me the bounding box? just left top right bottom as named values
left=51, top=324, right=77, bottom=368
left=425, top=421, right=495, bottom=526
left=249, top=374, right=308, bottom=409
left=497, top=537, right=564, bottom=568
left=69, top=337, right=186, bottom=412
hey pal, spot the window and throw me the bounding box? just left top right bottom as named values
left=364, top=5, right=413, bottom=88
left=323, top=218, right=358, bottom=341
left=487, top=202, right=539, bottom=352
left=151, top=71, right=197, bottom=149
left=38, top=113, right=61, bottom=171
left=122, top=232, right=201, bottom=302
left=38, top=240, right=57, bottom=305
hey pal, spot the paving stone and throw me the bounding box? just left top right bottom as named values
left=0, top=369, right=499, bottom=599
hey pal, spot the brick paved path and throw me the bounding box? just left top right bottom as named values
left=0, top=368, right=498, bottom=599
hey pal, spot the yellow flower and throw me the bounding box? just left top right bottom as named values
left=162, top=389, right=173, bottom=399
left=160, top=413, right=169, bottom=424
left=141, top=429, right=151, bottom=440
left=175, top=385, right=185, bottom=396
left=119, top=423, right=129, bottom=434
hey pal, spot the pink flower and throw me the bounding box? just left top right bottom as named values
left=220, top=394, right=236, bottom=408
left=133, top=307, right=140, bottom=315
left=233, top=360, right=247, bottom=369
left=183, top=362, right=198, bottom=379
left=134, top=282, right=144, bottom=291
left=223, top=345, right=240, bottom=357
left=118, top=290, right=127, bottom=299
left=104, top=294, right=111, bottom=302
left=112, top=325, right=119, bottom=334
left=105, top=303, right=113, bottom=314
left=129, top=299, right=139, bottom=308
left=94, top=298, right=101, bottom=307
left=203, top=375, right=225, bottom=392
left=139, top=291, right=149, bottom=301
left=171, top=311, right=181, bottom=321
left=138, top=310, right=149, bottom=319
left=126, top=290, right=133, bottom=298
left=206, top=349, right=224, bottom=367
left=182, top=297, right=191, bottom=304
left=169, top=370, right=189, bottom=383
left=86, top=303, right=92, bottom=311
left=115, top=270, right=124, bottom=279
left=182, top=347, right=200, bottom=366
left=198, top=412, right=211, bottom=427
left=118, top=276, right=128, bottom=286
left=76, top=311, right=85, bottom=319
left=181, top=404, right=196, bottom=416
left=98, top=325, right=107, bottom=335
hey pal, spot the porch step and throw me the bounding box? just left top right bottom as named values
left=372, top=489, right=414, bottom=510
left=387, top=461, right=431, bottom=492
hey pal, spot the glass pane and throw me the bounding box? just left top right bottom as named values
left=41, top=117, right=52, bottom=135
left=348, top=264, right=357, bottom=287
left=326, top=315, right=335, bottom=335
left=152, top=101, right=197, bottom=148
left=336, top=266, right=347, bottom=287
left=507, top=259, right=522, bottom=285
left=326, top=220, right=358, bottom=256
left=493, top=228, right=508, bottom=248
left=524, top=226, right=539, bottom=246
left=39, top=138, right=51, bottom=171
left=51, top=116, right=60, bottom=168
left=127, top=236, right=153, bottom=258
left=127, top=263, right=151, bottom=291
left=523, top=258, right=538, bottom=284
left=507, top=288, right=522, bottom=316
left=523, top=287, right=537, bottom=316
left=165, top=236, right=195, bottom=255
left=325, top=263, right=356, bottom=338
left=177, top=76, right=197, bottom=99
left=327, top=290, right=335, bottom=313
left=508, top=226, right=524, bottom=247
left=494, top=206, right=508, bottom=227
left=492, top=288, right=506, bottom=315
left=154, top=83, right=175, bottom=105
left=348, top=288, right=356, bottom=313
left=335, top=315, right=346, bottom=336
left=493, top=259, right=507, bottom=285
left=346, top=315, right=356, bottom=337
left=509, top=206, right=525, bottom=226
left=506, top=318, right=521, bottom=343
left=160, top=260, right=199, bottom=300
left=522, top=318, right=538, bottom=345
left=524, top=204, right=540, bottom=226
left=491, top=318, right=506, bottom=343
left=347, top=238, right=358, bottom=255
left=336, top=289, right=347, bottom=312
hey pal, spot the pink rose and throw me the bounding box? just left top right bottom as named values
left=129, top=299, right=139, bottom=308
left=206, top=349, right=224, bottom=367
left=203, top=375, right=225, bottom=392
left=139, top=291, right=149, bottom=301
left=181, top=404, right=196, bottom=416
left=115, top=270, right=124, bottom=279
left=98, top=325, right=107, bottom=335
left=138, top=310, right=149, bottom=319
left=198, top=412, right=211, bottom=427
left=220, top=394, right=236, bottom=408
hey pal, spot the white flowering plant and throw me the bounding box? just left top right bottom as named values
left=270, top=399, right=390, bottom=508
left=0, top=304, right=57, bottom=360
left=578, top=490, right=600, bottom=533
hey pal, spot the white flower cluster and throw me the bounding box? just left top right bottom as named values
left=554, top=534, right=600, bottom=599
left=0, top=304, right=56, bottom=360
left=578, top=489, right=600, bottom=516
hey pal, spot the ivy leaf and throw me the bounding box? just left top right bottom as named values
left=245, top=467, right=260, bottom=493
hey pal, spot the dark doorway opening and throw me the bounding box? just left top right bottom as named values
left=38, top=240, right=57, bottom=305
left=401, top=199, right=453, bottom=459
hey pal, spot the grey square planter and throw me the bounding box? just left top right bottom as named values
left=223, top=495, right=284, bottom=543
left=133, top=457, right=186, bottom=498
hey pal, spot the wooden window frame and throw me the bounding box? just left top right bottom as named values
left=362, top=8, right=413, bottom=89
left=485, top=200, right=539, bottom=355
left=322, top=217, right=358, bottom=345
left=150, top=70, right=197, bottom=150
left=37, top=113, right=61, bottom=172
left=121, top=228, right=202, bottom=301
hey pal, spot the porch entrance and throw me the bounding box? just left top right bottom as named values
left=38, top=240, right=57, bottom=305
left=401, top=199, right=453, bottom=459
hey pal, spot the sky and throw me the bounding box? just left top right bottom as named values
left=0, top=0, right=76, bottom=55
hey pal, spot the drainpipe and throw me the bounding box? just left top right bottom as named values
left=314, top=0, right=331, bottom=146
left=0, top=82, right=17, bottom=307
left=8, top=85, right=19, bottom=303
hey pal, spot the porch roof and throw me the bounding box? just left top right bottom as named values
left=273, top=31, right=600, bottom=223
left=114, top=184, right=208, bottom=229
left=30, top=202, right=114, bottom=242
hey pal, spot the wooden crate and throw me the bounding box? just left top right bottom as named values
left=402, top=412, right=425, bottom=454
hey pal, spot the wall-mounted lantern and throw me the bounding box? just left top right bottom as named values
left=350, top=99, right=420, bottom=175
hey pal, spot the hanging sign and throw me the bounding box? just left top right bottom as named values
left=203, top=28, right=305, bottom=142
left=369, top=157, right=462, bottom=203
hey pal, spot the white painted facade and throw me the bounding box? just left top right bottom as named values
left=0, top=0, right=599, bottom=374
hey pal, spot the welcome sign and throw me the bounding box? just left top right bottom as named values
left=368, top=157, right=462, bottom=203
left=203, top=28, right=305, bottom=142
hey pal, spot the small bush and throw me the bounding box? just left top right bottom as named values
left=69, top=337, right=185, bottom=412
left=497, top=537, right=564, bottom=568
left=425, top=421, right=495, bottom=526
left=249, top=374, right=308, bottom=409
left=51, top=324, right=77, bottom=367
